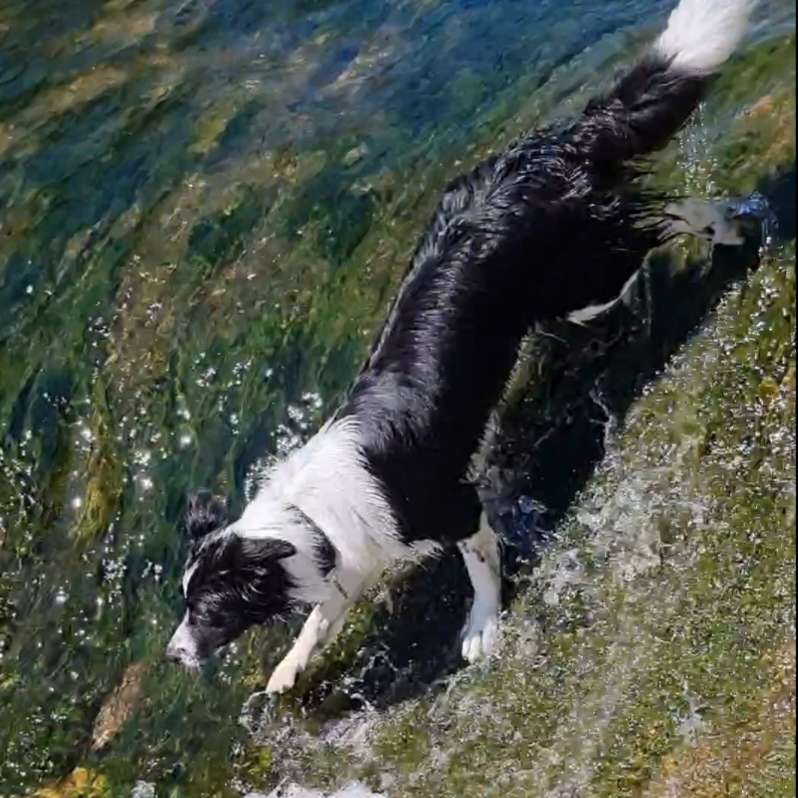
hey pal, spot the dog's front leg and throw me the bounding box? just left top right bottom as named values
left=266, top=581, right=358, bottom=695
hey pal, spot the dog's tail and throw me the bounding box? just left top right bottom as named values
left=573, top=0, right=753, bottom=163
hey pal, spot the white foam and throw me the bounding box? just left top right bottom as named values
left=245, top=782, right=385, bottom=798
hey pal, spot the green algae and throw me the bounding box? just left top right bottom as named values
left=187, top=187, right=273, bottom=268
left=72, top=383, right=124, bottom=545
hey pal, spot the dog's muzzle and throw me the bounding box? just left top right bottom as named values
left=165, top=616, right=204, bottom=670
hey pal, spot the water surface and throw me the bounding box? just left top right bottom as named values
left=0, top=1, right=794, bottom=796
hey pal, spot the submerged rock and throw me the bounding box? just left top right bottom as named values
left=33, top=768, right=109, bottom=798
left=90, top=662, right=148, bottom=751
left=342, top=144, right=370, bottom=167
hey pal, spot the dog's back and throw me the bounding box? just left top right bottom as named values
left=342, top=0, right=754, bottom=545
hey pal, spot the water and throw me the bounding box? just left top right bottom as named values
left=0, top=1, right=795, bottom=796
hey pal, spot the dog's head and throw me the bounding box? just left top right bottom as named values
left=165, top=491, right=297, bottom=669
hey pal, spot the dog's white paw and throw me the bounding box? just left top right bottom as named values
left=460, top=606, right=499, bottom=663
left=265, top=656, right=303, bottom=695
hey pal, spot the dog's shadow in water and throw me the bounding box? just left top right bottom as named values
left=289, top=188, right=785, bottom=718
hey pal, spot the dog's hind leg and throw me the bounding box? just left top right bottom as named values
left=458, top=513, right=502, bottom=663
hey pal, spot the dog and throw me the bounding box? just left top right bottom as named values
left=167, top=0, right=754, bottom=694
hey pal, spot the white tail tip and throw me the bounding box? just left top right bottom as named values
left=655, top=0, right=754, bottom=73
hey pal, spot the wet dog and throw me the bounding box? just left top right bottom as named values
left=167, top=0, right=754, bottom=693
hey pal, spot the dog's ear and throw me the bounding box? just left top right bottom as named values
left=185, top=490, right=228, bottom=540
left=239, top=537, right=296, bottom=563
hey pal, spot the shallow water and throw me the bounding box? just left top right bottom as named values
left=0, top=1, right=795, bottom=796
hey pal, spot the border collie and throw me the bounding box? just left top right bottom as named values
left=167, top=0, right=754, bottom=693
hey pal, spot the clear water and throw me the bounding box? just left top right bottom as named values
left=0, top=1, right=794, bottom=796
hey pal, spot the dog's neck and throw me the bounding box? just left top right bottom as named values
left=284, top=503, right=352, bottom=600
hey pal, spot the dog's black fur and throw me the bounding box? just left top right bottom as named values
left=342, top=56, right=709, bottom=546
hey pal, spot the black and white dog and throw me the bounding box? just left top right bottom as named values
left=167, top=0, right=754, bottom=693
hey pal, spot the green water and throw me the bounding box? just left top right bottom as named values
left=0, top=1, right=794, bottom=796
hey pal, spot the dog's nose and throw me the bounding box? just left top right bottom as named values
left=166, top=616, right=201, bottom=667
left=165, top=642, right=189, bottom=664
left=165, top=640, right=203, bottom=670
